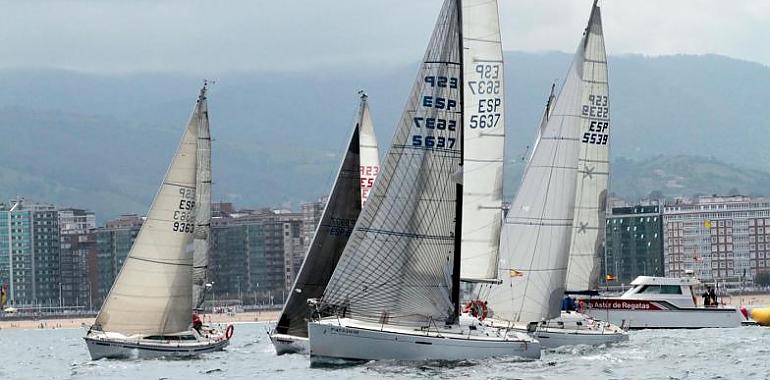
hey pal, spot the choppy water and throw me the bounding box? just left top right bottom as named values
left=0, top=322, right=768, bottom=380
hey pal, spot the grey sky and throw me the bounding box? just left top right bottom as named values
left=1, top=0, right=768, bottom=74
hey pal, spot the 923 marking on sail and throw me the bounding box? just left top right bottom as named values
left=173, top=187, right=196, bottom=233
left=581, top=94, right=609, bottom=145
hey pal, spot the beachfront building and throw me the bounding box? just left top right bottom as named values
left=59, top=208, right=98, bottom=309
left=603, top=205, right=664, bottom=285
left=209, top=208, right=304, bottom=306
left=95, top=214, right=143, bottom=306
left=0, top=199, right=61, bottom=306
left=662, top=195, right=770, bottom=287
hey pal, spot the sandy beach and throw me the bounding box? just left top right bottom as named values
left=0, top=310, right=280, bottom=331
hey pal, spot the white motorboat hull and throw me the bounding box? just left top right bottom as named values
left=307, top=318, right=540, bottom=362
left=270, top=332, right=309, bottom=355
left=84, top=330, right=230, bottom=360
left=582, top=299, right=744, bottom=329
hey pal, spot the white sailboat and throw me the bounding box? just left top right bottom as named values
left=84, top=84, right=232, bottom=360
left=483, top=0, right=627, bottom=348
left=269, top=92, right=380, bottom=355
left=307, top=0, right=539, bottom=362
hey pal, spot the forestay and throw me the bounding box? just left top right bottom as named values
left=192, top=85, right=212, bottom=310
left=321, top=0, right=462, bottom=326
left=95, top=102, right=199, bottom=336
left=486, top=2, right=604, bottom=323
left=459, top=0, right=506, bottom=283
left=565, top=2, right=610, bottom=292
left=275, top=94, right=376, bottom=337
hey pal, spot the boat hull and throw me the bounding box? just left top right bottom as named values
left=582, top=298, right=744, bottom=329
left=307, top=318, right=540, bottom=362
left=525, top=326, right=628, bottom=348
left=84, top=333, right=229, bottom=360
left=269, top=332, right=309, bottom=355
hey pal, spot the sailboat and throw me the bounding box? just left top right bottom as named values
left=84, top=83, right=232, bottom=360
left=483, top=0, right=627, bottom=348
left=269, top=92, right=380, bottom=355
left=306, top=0, right=539, bottom=362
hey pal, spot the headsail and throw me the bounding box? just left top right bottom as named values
left=486, top=1, right=604, bottom=322
left=565, top=1, right=610, bottom=292
left=192, top=83, right=212, bottom=310
left=459, top=0, right=506, bottom=284
left=320, top=0, right=463, bottom=326
left=274, top=93, right=377, bottom=337
left=95, top=96, right=199, bottom=336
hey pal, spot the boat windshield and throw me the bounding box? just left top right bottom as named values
left=144, top=335, right=197, bottom=341
left=636, top=285, right=682, bottom=295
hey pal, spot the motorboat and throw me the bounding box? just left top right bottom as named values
left=579, top=276, right=745, bottom=329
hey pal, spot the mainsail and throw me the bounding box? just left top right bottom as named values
left=459, top=0, right=506, bottom=284
left=486, top=1, right=605, bottom=323
left=358, top=92, right=380, bottom=206
left=94, top=97, right=199, bottom=336
left=320, top=0, right=463, bottom=326
left=274, top=93, right=378, bottom=337
left=192, top=83, right=212, bottom=310
left=565, top=1, right=610, bottom=292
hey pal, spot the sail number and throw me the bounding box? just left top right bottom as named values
left=582, top=94, right=609, bottom=119
left=581, top=94, right=610, bottom=145
left=412, top=135, right=456, bottom=149
left=172, top=187, right=196, bottom=233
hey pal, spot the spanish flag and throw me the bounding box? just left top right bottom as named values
left=509, top=269, right=524, bottom=277
left=605, top=274, right=617, bottom=281
left=0, top=286, right=6, bottom=308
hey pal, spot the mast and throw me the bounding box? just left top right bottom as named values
left=193, top=80, right=212, bottom=311
left=451, top=0, right=465, bottom=321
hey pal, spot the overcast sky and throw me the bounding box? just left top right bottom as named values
left=1, top=0, right=768, bottom=74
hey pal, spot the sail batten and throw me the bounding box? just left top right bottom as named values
left=487, top=1, right=606, bottom=323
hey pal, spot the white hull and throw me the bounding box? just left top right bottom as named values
left=583, top=300, right=744, bottom=329
left=308, top=318, right=540, bottom=362
left=85, top=330, right=229, bottom=360
left=270, top=332, right=309, bottom=355
left=494, top=311, right=628, bottom=349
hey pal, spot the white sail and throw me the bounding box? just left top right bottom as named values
left=459, top=0, right=506, bottom=283
left=320, top=0, right=462, bottom=326
left=486, top=1, right=605, bottom=323
left=95, top=101, right=199, bottom=336
left=565, top=2, right=610, bottom=292
left=357, top=93, right=380, bottom=206
left=192, top=84, right=211, bottom=310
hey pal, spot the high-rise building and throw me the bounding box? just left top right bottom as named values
left=209, top=209, right=304, bottom=305
left=603, top=205, right=664, bottom=285
left=59, top=208, right=97, bottom=308
left=0, top=199, right=61, bottom=306
left=299, top=197, right=325, bottom=270
left=662, top=195, right=770, bottom=286
left=95, top=214, right=143, bottom=306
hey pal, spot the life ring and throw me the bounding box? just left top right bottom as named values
left=463, top=300, right=488, bottom=321
left=225, top=324, right=234, bottom=340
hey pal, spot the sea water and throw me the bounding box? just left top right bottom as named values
left=0, top=322, right=768, bottom=379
